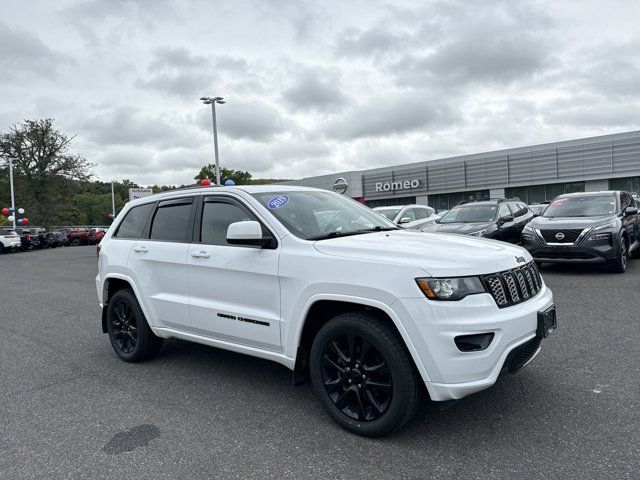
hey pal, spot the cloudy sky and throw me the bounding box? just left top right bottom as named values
left=2, top=0, right=640, bottom=186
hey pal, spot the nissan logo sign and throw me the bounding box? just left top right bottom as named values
left=555, top=232, right=565, bottom=241
left=375, top=179, right=421, bottom=192
left=333, top=177, right=348, bottom=194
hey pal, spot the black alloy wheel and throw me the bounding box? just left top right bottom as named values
left=110, top=299, right=138, bottom=354
left=310, top=312, right=421, bottom=437
left=106, top=288, right=163, bottom=362
left=609, top=237, right=628, bottom=273
left=70, top=237, right=81, bottom=246
left=321, top=332, right=393, bottom=422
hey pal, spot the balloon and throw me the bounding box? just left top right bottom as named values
left=9, top=207, right=14, bottom=213
left=7, top=215, right=14, bottom=221
left=107, top=213, right=113, bottom=219
left=1, top=208, right=8, bottom=215
left=17, top=218, right=23, bottom=225
left=224, top=179, right=235, bottom=186
left=200, top=178, right=212, bottom=186
left=22, top=218, right=28, bottom=224
left=18, top=208, right=25, bottom=214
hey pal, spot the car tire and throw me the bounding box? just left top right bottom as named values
left=106, top=288, right=163, bottom=362
left=608, top=237, right=628, bottom=273
left=310, top=312, right=421, bottom=437
left=70, top=237, right=81, bottom=247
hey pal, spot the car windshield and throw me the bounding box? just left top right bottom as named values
left=543, top=194, right=616, bottom=217
left=373, top=207, right=402, bottom=220
left=439, top=204, right=497, bottom=223
left=252, top=191, right=397, bottom=240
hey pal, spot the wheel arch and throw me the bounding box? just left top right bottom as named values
left=292, top=295, right=430, bottom=386
left=100, top=274, right=148, bottom=333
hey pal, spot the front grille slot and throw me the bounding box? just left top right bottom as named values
left=482, top=262, right=543, bottom=308
left=498, top=337, right=542, bottom=378
left=540, top=229, right=584, bottom=244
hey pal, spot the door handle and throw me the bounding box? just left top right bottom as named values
left=191, top=251, right=211, bottom=259
left=132, top=246, right=149, bottom=253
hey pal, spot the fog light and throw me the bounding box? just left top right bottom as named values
left=455, top=333, right=495, bottom=352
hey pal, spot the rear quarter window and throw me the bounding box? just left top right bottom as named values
left=114, top=203, right=154, bottom=239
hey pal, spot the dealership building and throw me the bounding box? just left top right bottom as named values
left=284, top=130, right=640, bottom=211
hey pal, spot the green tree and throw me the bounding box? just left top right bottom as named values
left=194, top=164, right=253, bottom=185
left=0, top=119, right=93, bottom=226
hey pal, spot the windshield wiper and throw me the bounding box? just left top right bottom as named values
left=357, top=226, right=399, bottom=232
left=308, top=226, right=398, bottom=241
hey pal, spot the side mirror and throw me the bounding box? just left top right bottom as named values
left=532, top=211, right=541, bottom=217
left=398, top=217, right=412, bottom=224
left=227, top=221, right=270, bottom=247
left=498, top=215, right=514, bottom=226
left=624, top=206, right=638, bottom=216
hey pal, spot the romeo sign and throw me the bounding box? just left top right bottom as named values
left=375, top=179, right=421, bottom=192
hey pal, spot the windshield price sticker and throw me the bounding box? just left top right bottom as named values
left=268, top=195, right=289, bottom=209
left=550, top=198, right=567, bottom=206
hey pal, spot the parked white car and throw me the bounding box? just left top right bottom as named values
left=373, top=204, right=440, bottom=229
left=0, top=228, right=22, bottom=253
left=96, top=186, right=556, bottom=436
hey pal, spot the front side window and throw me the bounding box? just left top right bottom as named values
left=115, top=203, right=154, bottom=239
left=543, top=194, right=617, bottom=217
left=499, top=204, right=511, bottom=218
left=400, top=208, right=416, bottom=222
left=149, top=200, right=193, bottom=242
left=252, top=191, right=396, bottom=240
left=620, top=193, right=631, bottom=211
left=201, top=201, right=257, bottom=246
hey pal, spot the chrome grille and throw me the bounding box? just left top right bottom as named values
left=482, top=262, right=543, bottom=308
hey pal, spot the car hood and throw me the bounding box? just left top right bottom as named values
left=313, top=230, right=531, bottom=277
left=423, top=222, right=493, bottom=235
left=529, top=215, right=614, bottom=229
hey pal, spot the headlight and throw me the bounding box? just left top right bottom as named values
left=523, top=223, right=534, bottom=232
left=592, top=221, right=616, bottom=231
left=416, top=277, right=486, bottom=301
left=468, top=229, right=486, bottom=237
left=587, top=232, right=611, bottom=242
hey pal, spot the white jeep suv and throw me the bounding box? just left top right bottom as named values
left=96, top=185, right=556, bottom=436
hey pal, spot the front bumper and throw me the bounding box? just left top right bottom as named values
left=522, top=229, right=618, bottom=263
left=393, top=285, right=554, bottom=401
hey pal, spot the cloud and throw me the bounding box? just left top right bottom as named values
left=335, top=27, right=412, bottom=58
left=389, top=1, right=555, bottom=88
left=197, top=100, right=289, bottom=141
left=81, top=106, right=196, bottom=148
left=283, top=66, right=350, bottom=112
left=0, top=23, right=68, bottom=80
left=137, top=48, right=251, bottom=99
left=323, top=89, right=459, bottom=140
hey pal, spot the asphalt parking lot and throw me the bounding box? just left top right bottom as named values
left=1, top=246, right=639, bottom=479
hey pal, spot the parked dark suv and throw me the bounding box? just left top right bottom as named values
left=423, top=198, right=534, bottom=244
left=521, top=191, right=639, bottom=272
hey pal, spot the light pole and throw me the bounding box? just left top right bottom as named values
left=111, top=181, right=116, bottom=220
left=8, top=158, right=16, bottom=230
left=200, top=96, right=226, bottom=186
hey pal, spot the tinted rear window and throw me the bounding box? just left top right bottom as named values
left=115, top=203, right=154, bottom=239
left=149, top=202, right=192, bottom=242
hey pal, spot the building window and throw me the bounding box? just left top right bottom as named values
left=610, top=176, right=640, bottom=192
left=365, top=196, right=416, bottom=208
left=506, top=182, right=585, bottom=204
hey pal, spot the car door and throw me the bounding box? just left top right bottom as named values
left=620, top=192, right=638, bottom=243
left=496, top=203, right=517, bottom=243
left=397, top=207, right=416, bottom=227
left=187, top=195, right=281, bottom=352
left=127, top=197, right=196, bottom=331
